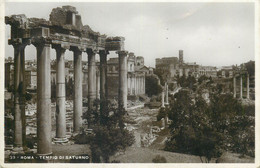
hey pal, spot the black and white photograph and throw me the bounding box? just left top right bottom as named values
left=1, top=1, right=258, bottom=167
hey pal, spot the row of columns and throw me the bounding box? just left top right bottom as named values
left=233, top=74, right=250, bottom=99
left=128, top=75, right=145, bottom=95
left=10, top=38, right=128, bottom=155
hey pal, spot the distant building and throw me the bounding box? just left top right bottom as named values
left=198, top=66, right=217, bottom=78
left=48, top=53, right=146, bottom=100
left=25, top=67, right=37, bottom=90
left=155, top=56, right=179, bottom=80
left=107, top=53, right=146, bottom=98
left=219, top=66, right=234, bottom=78
left=155, top=50, right=217, bottom=83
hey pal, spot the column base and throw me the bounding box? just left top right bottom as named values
left=37, top=152, right=53, bottom=156
left=12, top=147, right=24, bottom=154
left=5, top=144, right=14, bottom=150
left=71, top=132, right=80, bottom=137
left=53, top=137, right=68, bottom=143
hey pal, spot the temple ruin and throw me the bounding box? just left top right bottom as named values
left=5, top=5, right=131, bottom=155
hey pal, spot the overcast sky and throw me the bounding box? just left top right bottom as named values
left=5, top=2, right=255, bottom=68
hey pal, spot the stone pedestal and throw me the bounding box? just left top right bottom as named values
left=118, top=51, right=128, bottom=109
left=73, top=48, right=83, bottom=133
left=35, top=42, right=52, bottom=155
left=87, top=49, right=96, bottom=109
left=53, top=44, right=68, bottom=142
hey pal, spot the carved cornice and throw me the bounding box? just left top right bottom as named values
left=6, top=6, right=125, bottom=52
left=105, top=36, right=125, bottom=51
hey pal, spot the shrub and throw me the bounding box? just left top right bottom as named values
left=152, top=155, right=167, bottom=163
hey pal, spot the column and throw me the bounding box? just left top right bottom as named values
left=96, top=71, right=100, bottom=99
left=165, top=83, right=169, bottom=105
left=138, top=77, right=140, bottom=94
left=240, top=75, right=243, bottom=99
left=5, top=63, right=11, bottom=88
left=140, top=77, right=142, bottom=94
left=143, top=76, right=145, bottom=94
left=247, top=74, right=250, bottom=99
left=20, top=46, right=26, bottom=148
left=133, top=75, right=136, bottom=95
left=72, top=47, right=83, bottom=133
left=233, top=76, right=236, bottom=98
left=87, top=49, right=96, bottom=109
left=13, top=43, right=23, bottom=150
left=144, top=75, right=146, bottom=94
left=136, top=77, right=138, bottom=95
left=130, top=76, right=133, bottom=95
left=34, top=40, right=52, bottom=155
left=140, top=76, right=143, bottom=94
left=137, top=77, right=140, bottom=94
left=99, top=50, right=108, bottom=115
left=117, top=51, right=128, bottom=109
left=161, top=90, right=165, bottom=108
left=53, top=44, right=68, bottom=142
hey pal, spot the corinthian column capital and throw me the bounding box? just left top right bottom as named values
left=116, top=50, right=128, bottom=56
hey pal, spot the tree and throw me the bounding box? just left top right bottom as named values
left=154, top=69, right=166, bottom=85
left=198, top=75, right=208, bottom=84
left=152, top=155, right=167, bottom=163
left=244, top=61, right=255, bottom=77
left=66, top=77, right=73, bottom=99
left=145, top=75, right=162, bottom=97
left=156, top=107, right=169, bottom=121
left=177, top=75, right=196, bottom=91
left=82, top=101, right=135, bottom=163
left=90, top=126, right=135, bottom=163
left=165, top=91, right=223, bottom=162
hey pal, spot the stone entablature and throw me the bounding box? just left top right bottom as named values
left=5, top=6, right=124, bottom=52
